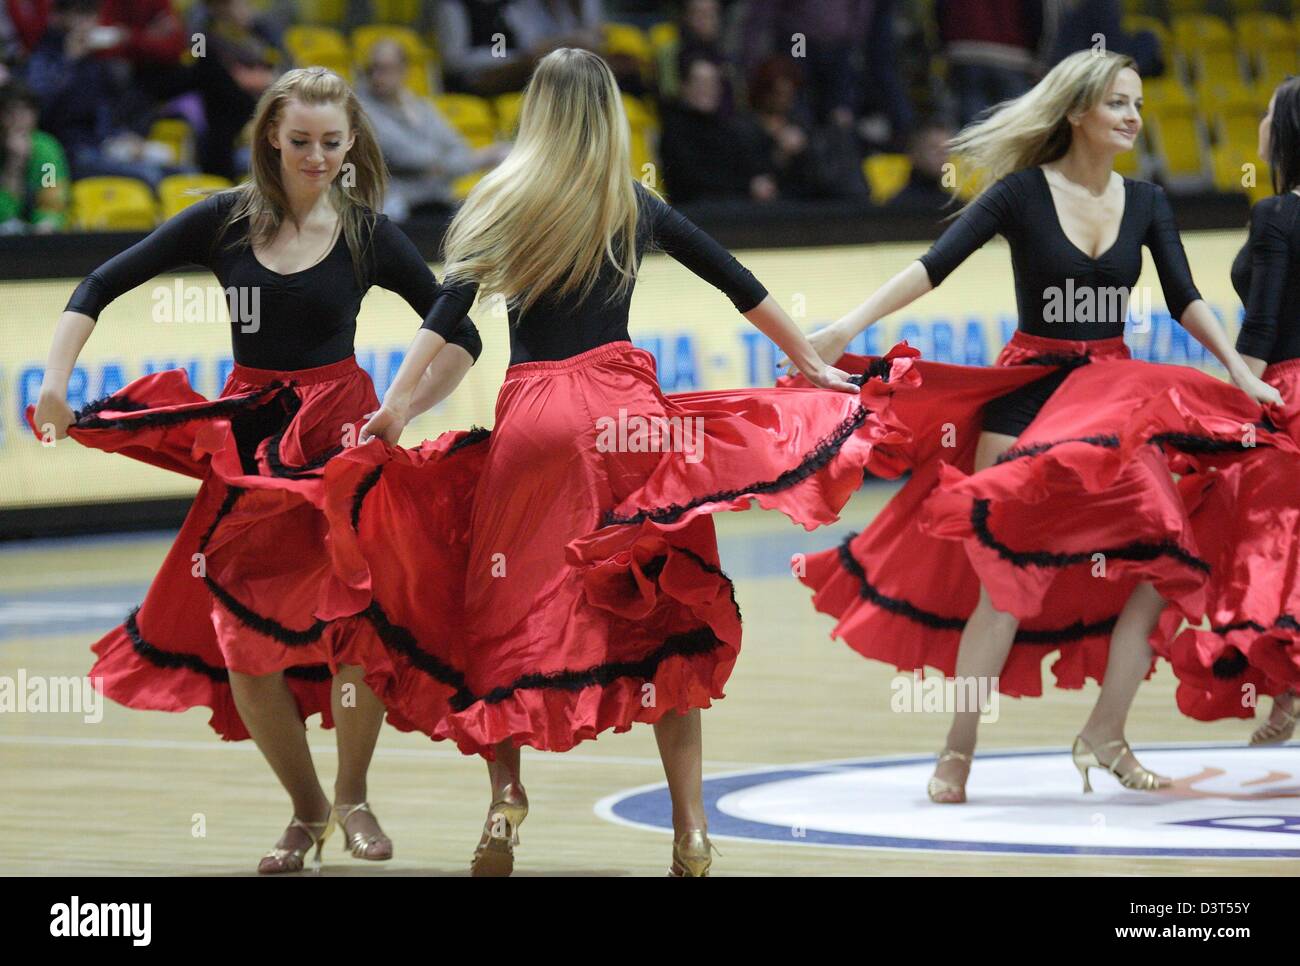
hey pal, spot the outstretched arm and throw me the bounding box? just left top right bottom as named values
left=787, top=177, right=1017, bottom=367
left=1147, top=189, right=1282, bottom=406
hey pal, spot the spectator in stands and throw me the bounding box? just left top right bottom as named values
left=752, top=54, right=870, bottom=200
left=437, top=0, right=603, bottom=96
left=25, top=0, right=186, bottom=187
left=739, top=0, right=874, bottom=130
left=854, top=0, right=916, bottom=150
left=1047, top=0, right=1163, bottom=77
left=0, top=80, right=67, bottom=231
left=95, top=0, right=186, bottom=70
left=937, top=0, right=1053, bottom=128
left=357, top=38, right=509, bottom=222
left=886, top=117, right=956, bottom=213
left=0, top=6, right=20, bottom=79
left=6, top=0, right=51, bottom=56
left=189, top=0, right=286, bottom=179
left=656, top=0, right=737, bottom=110
left=659, top=53, right=775, bottom=204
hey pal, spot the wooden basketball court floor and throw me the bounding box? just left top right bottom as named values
left=2, top=484, right=1295, bottom=876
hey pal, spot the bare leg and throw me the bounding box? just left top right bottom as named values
left=655, top=708, right=714, bottom=875
left=929, top=430, right=1019, bottom=800
left=331, top=664, right=391, bottom=857
left=486, top=739, right=523, bottom=801
left=228, top=670, right=330, bottom=858
left=1076, top=581, right=1171, bottom=784
left=654, top=708, right=705, bottom=837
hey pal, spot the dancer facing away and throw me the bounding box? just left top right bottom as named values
left=1155, top=75, right=1300, bottom=741
left=784, top=50, right=1283, bottom=803
left=338, top=48, right=913, bottom=876
left=30, top=68, right=483, bottom=873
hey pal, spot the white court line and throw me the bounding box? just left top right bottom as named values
left=0, top=733, right=762, bottom=771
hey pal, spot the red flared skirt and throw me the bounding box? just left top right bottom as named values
left=318, top=340, right=917, bottom=757
left=783, top=331, right=1291, bottom=697
left=26, top=356, right=385, bottom=740
left=1151, top=359, right=1300, bottom=720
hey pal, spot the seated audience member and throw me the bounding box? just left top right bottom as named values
left=659, top=53, right=775, bottom=204
left=356, top=38, right=509, bottom=221
left=0, top=80, right=68, bottom=232
left=886, top=118, right=955, bottom=214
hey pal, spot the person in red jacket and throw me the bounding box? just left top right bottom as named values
left=96, top=0, right=186, bottom=68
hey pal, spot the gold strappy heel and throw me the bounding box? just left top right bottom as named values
left=927, top=747, right=973, bottom=803
left=334, top=801, right=392, bottom=861
left=1072, top=736, right=1171, bottom=792
left=1251, top=692, right=1299, bottom=746
left=257, top=813, right=337, bottom=875
left=470, top=784, right=528, bottom=877
left=668, top=829, right=720, bottom=877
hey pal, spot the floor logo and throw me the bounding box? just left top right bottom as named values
left=595, top=744, right=1300, bottom=858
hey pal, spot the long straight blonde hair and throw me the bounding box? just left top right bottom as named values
left=441, top=48, right=639, bottom=317
left=951, top=49, right=1138, bottom=203
left=215, top=67, right=389, bottom=285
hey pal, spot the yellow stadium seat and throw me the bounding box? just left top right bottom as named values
left=72, top=177, right=157, bottom=231
left=372, top=0, right=422, bottom=23
left=649, top=21, right=679, bottom=53
left=862, top=153, right=911, bottom=205
left=452, top=171, right=486, bottom=201
left=1172, top=14, right=1240, bottom=84
left=622, top=94, right=657, bottom=183
left=1195, top=74, right=1264, bottom=118
left=494, top=91, right=524, bottom=138
left=1171, top=13, right=1234, bottom=53
left=353, top=25, right=432, bottom=97
left=147, top=118, right=193, bottom=167
left=1122, top=15, right=1172, bottom=57
left=1143, top=75, right=1193, bottom=110
left=1147, top=105, right=1207, bottom=180
left=433, top=94, right=495, bottom=148
left=284, top=25, right=352, bottom=78
left=297, top=0, right=347, bottom=26
left=1167, top=0, right=1210, bottom=14
left=158, top=174, right=233, bottom=220
left=1235, top=12, right=1294, bottom=52
left=604, top=23, right=653, bottom=67
left=1211, top=144, right=1270, bottom=203
left=1256, top=45, right=1297, bottom=91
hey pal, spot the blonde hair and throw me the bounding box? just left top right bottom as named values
left=951, top=50, right=1138, bottom=202
left=441, top=48, right=639, bottom=317
left=215, top=67, right=388, bottom=285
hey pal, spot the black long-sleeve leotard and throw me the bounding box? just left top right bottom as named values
left=917, top=166, right=1203, bottom=435
left=66, top=191, right=483, bottom=370
left=420, top=182, right=768, bottom=365
left=1232, top=191, right=1300, bottom=365
left=920, top=166, right=1202, bottom=339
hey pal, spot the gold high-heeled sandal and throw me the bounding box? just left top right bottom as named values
left=334, top=801, right=392, bottom=861
left=1250, top=692, right=1299, bottom=746
left=257, top=813, right=337, bottom=875
left=927, top=747, right=972, bottom=804
left=1072, top=736, right=1171, bottom=792
left=668, top=829, right=720, bottom=877
left=470, top=784, right=528, bottom=878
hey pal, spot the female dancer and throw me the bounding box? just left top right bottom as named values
left=784, top=50, right=1284, bottom=802
left=1152, top=76, right=1300, bottom=740
left=30, top=67, right=483, bottom=872
left=323, top=48, right=913, bottom=876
